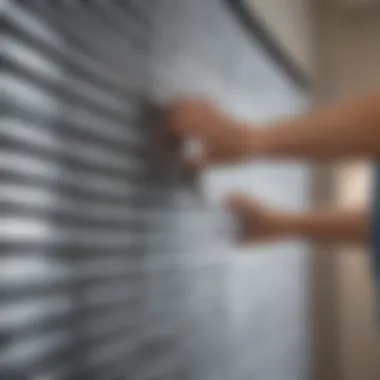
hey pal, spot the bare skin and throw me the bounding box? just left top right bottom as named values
left=168, top=91, right=380, bottom=244
left=225, top=195, right=369, bottom=245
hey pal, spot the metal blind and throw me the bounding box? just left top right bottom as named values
left=1, top=1, right=310, bottom=380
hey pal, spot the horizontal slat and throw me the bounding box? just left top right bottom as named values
left=2, top=104, right=154, bottom=159
left=4, top=16, right=139, bottom=100
left=0, top=215, right=173, bottom=245
left=2, top=34, right=63, bottom=81
left=4, top=0, right=64, bottom=48
left=0, top=329, right=73, bottom=369
left=0, top=207, right=167, bottom=232
left=1, top=173, right=157, bottom=207
left=0, top=182, right=171, bottom=217
left=3, top=327, right=143, bottom=380
left=1, top=340, right=78, bottom=379
left=0, top=268, right=143, bottom=302
left=2, top=124, right=143, bottom=169
left=0, top=200, right=148, bottom=226
left=0, top=296, right=141, bottom=340
left=3, top=56, right=141, bottom=132
left=0, top=254, right=142, bottom=289
left=26, top=2, right=148, bottom=83
left=64, top=2, right=149, bottom=51
left=1, top=124, right=147, bottom=176
left=1, top=151, right=155, bottom=190
left=89, top=2, right=152, bottom=47
left=3, top=71, right=147, bottom=150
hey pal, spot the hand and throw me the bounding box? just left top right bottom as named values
left=168, top=97, right=255, bottom=168
left=225, top=193, right=290, bottom=244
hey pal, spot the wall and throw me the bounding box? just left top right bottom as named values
left=313, top=2, right=380, bottom=379
left=246, top=1, right=380, bottom=378
left=247, top=0, right=314, bottom=77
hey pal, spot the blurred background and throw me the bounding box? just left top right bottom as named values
left=1, top=1, right=380, bottom=380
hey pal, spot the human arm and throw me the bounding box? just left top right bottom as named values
left=168, top=91, right=380, bottom=165
left=226, top=194, right=370, bottom=245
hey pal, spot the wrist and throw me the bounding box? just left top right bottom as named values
left=274, top=212, right=304, bottom=238
left=241, top=124, right=279, bottom=158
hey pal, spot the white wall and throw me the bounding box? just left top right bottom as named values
left=247, top=2, right=380, bottom=378
left=247, top=0, right=314, bottom=77
left=315, top=4, right=380, bottom=380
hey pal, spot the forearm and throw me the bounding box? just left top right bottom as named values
left=247, top=91, right=380, bottom=159
left=276, top=208, right=370, bottom=244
